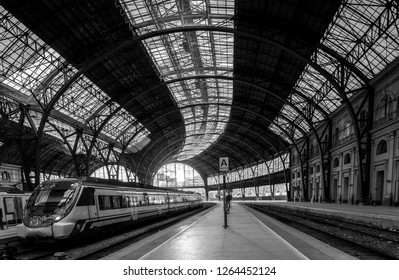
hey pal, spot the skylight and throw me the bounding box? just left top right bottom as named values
left=0, top=5, right=149, bottom=153
left=118, top=0, right=235, bottom=160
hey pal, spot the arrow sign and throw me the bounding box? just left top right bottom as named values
left=219, top=157, right=229, bottom=172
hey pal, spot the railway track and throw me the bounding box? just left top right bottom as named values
left=8, top=203, right=215, bottom=260
left=246, top=203, right=399, bottom=260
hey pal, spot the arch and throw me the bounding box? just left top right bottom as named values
left=333, top=157, right=339, bottom=168
left=343, top=120, right=352, bottom=138
left=32, top=25, right=365, bottom=192
left=153, top=163, right=204, bottom=188
left=344, top=153, right=351, bottom=164
left=134, top=103, right=304, bottom=176
left=145, top=132, right=270, bottom=184
left=376, top=140, right=388, bottom=155
left=1, top=171, right=10, bottom=181
left=82, top=75, right=323, bottom=170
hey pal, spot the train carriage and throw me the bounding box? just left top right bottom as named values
left=16, top=177, right=202, bottom=239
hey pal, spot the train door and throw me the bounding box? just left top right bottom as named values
left=77, top=187, right=98, bottom=220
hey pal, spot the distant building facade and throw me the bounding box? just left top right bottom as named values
left=291, top=58, right=399, bottom=206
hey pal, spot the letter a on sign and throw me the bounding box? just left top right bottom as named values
left=219, top=157, right=229, bottom=172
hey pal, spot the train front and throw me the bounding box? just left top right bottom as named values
left=17, top=179, right=82, bottom=239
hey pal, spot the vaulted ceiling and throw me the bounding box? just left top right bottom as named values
left=1, top=0, right=397, bottom=184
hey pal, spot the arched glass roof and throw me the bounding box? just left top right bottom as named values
left=118, top=0, right=234, bottom=160
left=0, top=5, right=150, bottom=154
left=153, top=162, right=204, bottom=188
left=271, top=0, right=399, bottom=143
left=2, top=0, right=399, bottom=178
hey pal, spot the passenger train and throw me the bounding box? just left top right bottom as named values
left=16, top=177, right=203, bottom=240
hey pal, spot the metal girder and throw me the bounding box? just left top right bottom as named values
left=138, top=121, right=276, bottom=176
left=77, top=74, right=317, bottom=162
left=317, top=44, right=370, bottom=85
left=145, top=133, right=259, bottom=185
left=32, top=25, right=363, bottom=185
left=130, top=103, right=302, bottom=182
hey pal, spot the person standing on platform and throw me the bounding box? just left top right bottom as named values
left=225, top=193, right=232, bottom=211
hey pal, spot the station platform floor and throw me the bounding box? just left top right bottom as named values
left=2, top=201, right=397, bottom=259
left=101, top=202, right=356, bottom=260
left=239, top=200, right=399, bottom=230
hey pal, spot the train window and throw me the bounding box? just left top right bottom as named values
left=128, top=196, right=133, bottom=207
left=121, top=196, right=129, bottom=208
left=76, top=187, right=95, bottom=206
left=111, top=196, right=121, bottom=209
left=99, top=196, right=112, bottom=210
left=129, top=196, right=139, bottom=207
left=137, top=196, right=146, bottom=206
left=98, top=196, right=103, bottom=209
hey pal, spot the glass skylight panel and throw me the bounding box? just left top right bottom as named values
left=43, top=116, right=76, bottom=143
left=119, top=0, right=234, bottom=161
left=269, top=123, right=293, bottom=144
left=279, top=1, right=399, bottom=140
left=322, top=0, right=399, bottom=79
left=0, top=6, right=149, bottom=152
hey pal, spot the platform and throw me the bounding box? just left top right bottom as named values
left=240, top=201, right=399, bottom=230
left=102, top=203, right=356, bottom=260
left=0, top=226, right=17, bottom=240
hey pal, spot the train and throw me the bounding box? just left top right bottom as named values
left=0, top=182, right=30, bottom=228
left=16, top=177, right=203, bottom=240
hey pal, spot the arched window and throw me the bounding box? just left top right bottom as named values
left=344, top=153, right=351, bottom=164
left=297, top=171, right=301, bottom=178
left=344, top=121, right=352, bottom=137
left=333, top=157, right=339, bottom=167
left=1, top=171, right=10, bottom=180
left=376, top=140, right=387, bottom=155
left=316, top=165, right=321, bottom=173
left=154, top=163, right=204, bottom=188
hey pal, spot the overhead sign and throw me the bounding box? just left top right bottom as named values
left=219, top=157, right=229, bottom=172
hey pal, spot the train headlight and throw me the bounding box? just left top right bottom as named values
left=51, top=202, right=74, bottom=223
left=53, top=215, right=62, bottom=222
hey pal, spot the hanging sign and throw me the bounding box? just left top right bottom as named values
left=219, top=157, right=229, bottom=172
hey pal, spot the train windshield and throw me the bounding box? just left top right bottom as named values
left=27, top=180, right=81, bottom=208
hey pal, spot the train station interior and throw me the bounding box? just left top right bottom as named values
left=1, top=0, right=399, bottom=267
